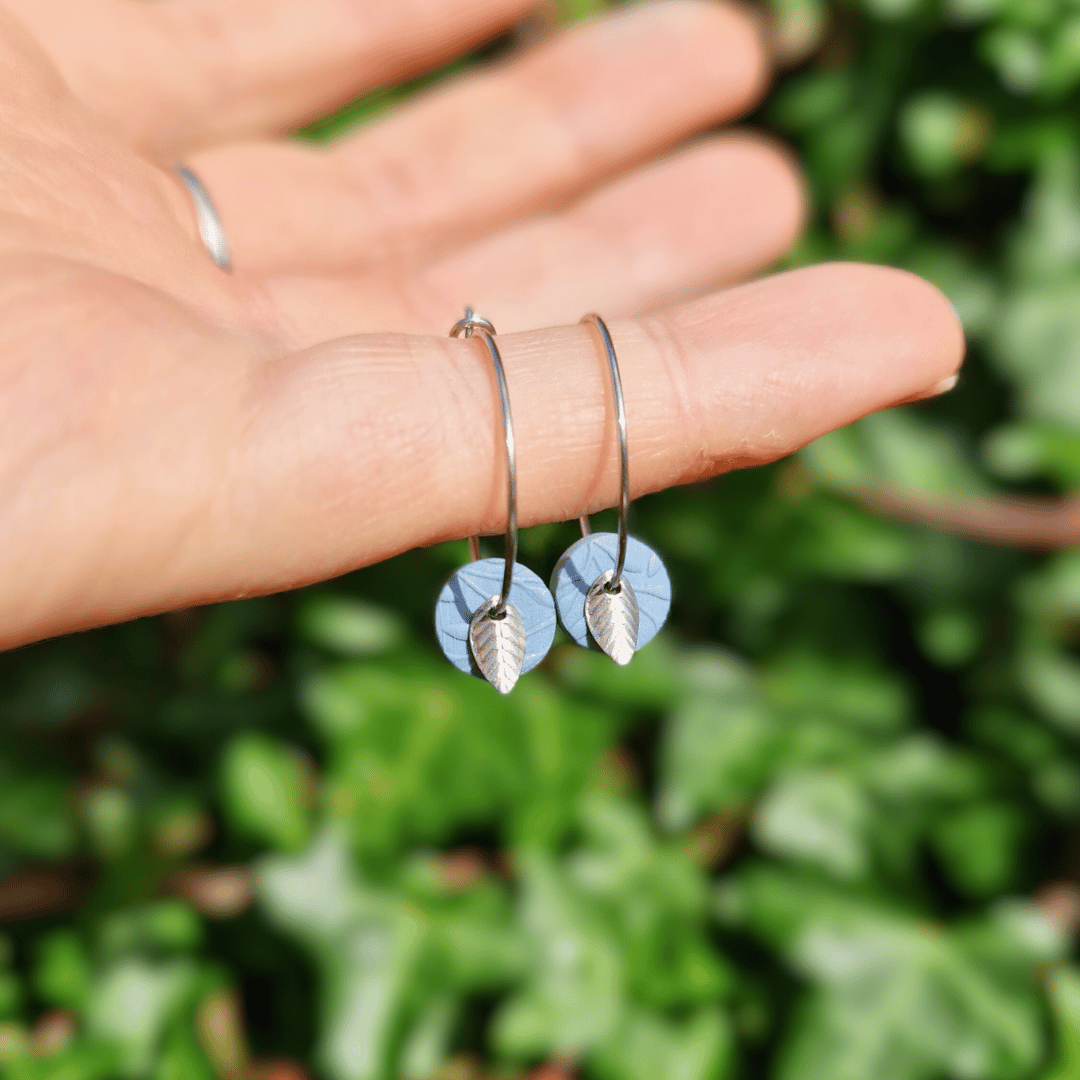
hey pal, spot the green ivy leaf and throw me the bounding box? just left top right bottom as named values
left=727, top=867, right=1055, bottom=1080
left=221, top=733, right=311, bottom=853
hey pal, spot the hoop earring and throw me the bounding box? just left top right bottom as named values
left=434, top=310, right=557, bottom=693
left=550, top=314, right=671, bottom=665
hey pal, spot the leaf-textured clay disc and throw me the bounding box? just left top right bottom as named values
left=469, top=597, right=527, bottom=694
left=551, top=534, right=671, bottom=654
left=435, top=558, right=557, bottom=681
left=585, top=570, right=640, bottom=666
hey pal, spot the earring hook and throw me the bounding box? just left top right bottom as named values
left=578, top=314, right=629, bottom=590
left=450, top=309, right=516, bottom=615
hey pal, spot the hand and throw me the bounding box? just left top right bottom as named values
left=0, top=0, right=962, bottom=649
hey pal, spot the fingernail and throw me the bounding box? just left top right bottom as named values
left=902, top=373, right=960, bottom=405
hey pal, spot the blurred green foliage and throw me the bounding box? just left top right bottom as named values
left=5, top=0, right=1080, bottom=1078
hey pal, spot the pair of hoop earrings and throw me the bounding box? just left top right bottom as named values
left=434, top=310, right=672, bottom=694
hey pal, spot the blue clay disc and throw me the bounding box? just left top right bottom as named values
left=435, top=558, right=557, bottom=679
left=551, top=534, right=671, bottom=653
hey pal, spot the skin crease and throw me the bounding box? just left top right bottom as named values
left=0, top=0, right=964, bottom=650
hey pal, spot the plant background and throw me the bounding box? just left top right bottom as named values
left=5, top=0, right=1080, bottom=1077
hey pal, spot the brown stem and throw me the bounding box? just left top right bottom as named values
left=170, top=866, right=255, bottom=919
left=528, top=1065, right=577, bottom=1080
left=0, top=861, right=96, bottom=923
left=858, top=485, right=1080, bottom=550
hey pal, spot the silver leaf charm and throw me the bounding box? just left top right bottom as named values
left=469, top=596, right=527, bottom=694
left=585, top=570, right=639, bottom=665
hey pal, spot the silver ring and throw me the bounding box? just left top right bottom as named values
left=578, top=313, right=630, bottom=589
left=450, top=308, right=517, bottom=615
left=176, top=166, right=232, bottom=273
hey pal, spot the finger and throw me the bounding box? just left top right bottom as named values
left=1, top=263, right=963, bottom=647
left=252, top=135, right=805, bottom=341
left=3, top=0, right=538, bottom=153
left=252, top=267, right=964, bottom=567
left=416, top=135, right=805, bottom=332
left=191, top=0, right=769, bottom=272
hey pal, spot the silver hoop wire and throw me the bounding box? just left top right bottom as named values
left=450, top=309, right=517, bottom=615
left=177, top=167, right=233, bottom=273
left=578, top=314, right=629, bottom=590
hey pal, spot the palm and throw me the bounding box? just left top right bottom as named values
left=0, top=0, right=962, bottom=649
